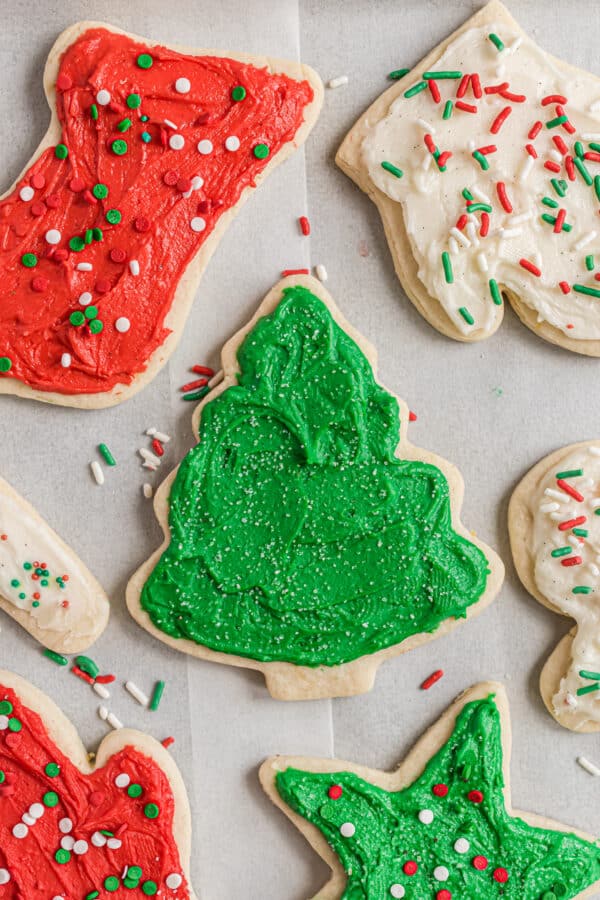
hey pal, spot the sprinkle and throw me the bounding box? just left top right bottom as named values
left=458, top=307, right=474, bottom=325
left=471, top=74, right=482, bottom=98
left=554, top=209, right=568, bottom=233
left=162, top=737, right=175, bottom=749
left=421, top=670, right=444, bottom=690
left=577, top=682, right=600, bottom=696
left=480, top=212, right=490, bottom=237
left=561, top=556, right=582, bottom=567
left=389, top=68, right=410, bottom=80
left=129, top=259, right=140, bottom=276
left=107, top=712, right=123, bottom=730
left=404, top=81, right=428, bottom=98
left=93, top=683, right=110, bottom=700
left=519, top=258, right=541, bottom=277
left=436, top=151, right=452, bottom=169
left=477, top=253, right=488, bottom=273
left=579, top=669, right=600, bottom=680
left=125, top=681, right=149, bottom=706
left=95, top=674, right=116, bottom=684
left=72, top=665, right=94, bottom=685
left=573, top=586, right=593, bottom=594
left=328, top=75, right=348, bottom=89
left=441, top=252, right=453, bottom=284
left=181, top=378, right=208, bottom=393
left=449, top=227, right=470, bottom=248
left=381, top=161, right=403, bottom=178
left=98, top=705, right=108, bottom=721
left=315, top=263, right=328, bottom=282
left=489, top=278, right=502, bottom=305
left=490, top=106, right=511, bottom=134
left=423, top=70, right=462, bottom=80
left=442, top=100, right=453, bottom=119
left=44, top=649, right=68, bottom=666
left=139, top=448, right=161, bottom=466
left=190, top=217, right=206, bottom=233
left=573, top=284, right=600, bottom=298
left=281, top=268, right=310, bottom=276
left=98, top=443, right=116, bottom=466
left=152, top=439, right=164, bottom=457
left=90, top=462, right=104, bottom=485
left=146, top=429, right=171, bottom=443
left=545, top=160, right=561, bottom=174
left=586, top=254, right=595, bottom=271
left=551, top=546, right=572, bottom=557
left=558, top=516, right=587, bottom=531
left=456, top=101, right=477, bottom=113
left=427, top=80, right=441, bottom=103
left=528, top=120, right=543, bottom=140
left=556, top=479, right=584, bottom=501
left=143, top=483, right=153, bottom=499
left=565, top=155, right=576, bottom=181
left=496, top=181, right=512, bottom=213
left=559, top=280, right=571, bottom=293
left=150, top=680, right=165, bottom=711
left=519, top=155, right=534, bottom=182
left=488, top=33, right=504, bottom=51
left=175, top=77, right=191, bottom=94
left=298, top=216, right=311, bottom=236
left=574, top=156, right=593, bottom=186
left=577, top=756, right=600, bottom=777
left=546, top=114, right=568, bottom=129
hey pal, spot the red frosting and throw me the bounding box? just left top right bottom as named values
left=0, top=28, right=314, bottom=395
left=0, top=684, right=190, bottom=897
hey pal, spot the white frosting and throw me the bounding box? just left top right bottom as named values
left=362, top=22, right=600, bottom=338
left=0, top=489, right=106, bottom=641
left=530, top=445, right=600, bottom=724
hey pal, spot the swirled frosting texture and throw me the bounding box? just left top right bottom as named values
left=141, top=285, right=489, bottom=667
left=277, top=696, right=600, bottom=899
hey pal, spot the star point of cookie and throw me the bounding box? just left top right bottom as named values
left=261, top=683, right=600, bottom=899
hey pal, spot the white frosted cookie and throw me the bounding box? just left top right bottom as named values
left=337, top=0, right=600, bottom=354
left=0, top=475, right=109, bottom=651
left=509, top=440, right=600, bottom=731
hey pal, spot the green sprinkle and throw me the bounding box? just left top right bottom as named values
left=55, top=143, right=68, bottom=159
left=141, top=131, right=152, bottom=143
left=117, top=117, right=132, bottom=132
left=106, top=208, right=122, bottom=225
left=574, top=156, right=593, bottom=186
left=70, top=311, right=85, bottom=327
left=75, top=655, right=99, bottom=678
left=137, top=53, right=153, bottom=69
left=100, top=830, right=114, bottom=837
left=586, top=255, right=595, bottom=271
left=21, top=252, right=37, bottom=268
left=489, top=279, right=502, bottom=306
left=546, top=115, right=568, bottom=129
left=128, top=866, right=143, bottom=880
left=458, top=306, right=474, bottom=325
left=551, top=547, right=572, bottom=558
left=253, top=143, right=269, bottom=159
left=69, top=236, right=85, bottom=252
left=86, top=892, right=100, bottom=900
left=142, top=882, right=158, bottom=895
left=43, top=648, right=69, bottom=667
left=472, top=150, right=489, bottom=171
left=90, top=103, right=98, bottom=120
left=8, top=718, right=21, bottom=732
left=541, top=213, right=572, bottom=232
left=488, top=33, right=504, bottom=51
left=144, top=802, right=160, bottom=819
left=0, top=701, right=13, bottom=715
left=574, top=141, right=585, bottom=158
left=422, top=70, right=462, bottom=79
left=55, top=848, right=70, bottom=864
left=89, top=319, right=104, bottom=334
left=573, top=284, right=600, bottom=298
left=140, top=115, right=149, bottom=122
left=18, top=593, right=25, bottom=600
left=389, top=68, right=410, bottom=80
left=231, top=85, right=246, bottom=101
left=43, top=790, right=59, bottom=807
left=577, top=680, right=600, bottom=694
left=441, top=251, right=453, bottom=284
left=128, top=783, right=143, bottom=798
left=126, top=93, right=141, bottom=109
left=84, top=229, right=93, bottom=245
left=381, top=160, right=403, bottom=178
left=442, top=100, right=453, bottom=119
left=31, top=600, right=40, bottom=608
left=462, top=188, right=474, bottom=201
left=182, top=386, right=209, bottom=402
left=404, top=81, right=428, bottom=98
left=542, top=196, right=559, bottom=209
left=111, top=139, right=128, bottom=156
left=573, top=585, right=593, bottom=595
left=0, top=357, right=12, bottom=373
left=556, top=469, right=583, bottom=479
left=150, top=680, right=165, bottom=711
left=92, top=227, right=103, bottom=241
left=551, top=177, right=566, bottom=198
left=595, top=175, right=600, bottom=203
left=85, top=306, right=98, bottom=319
left=467, top=203, right=492, bottom=213
left=10, top=579, right=19, bottom=588
left=580, top=669, right=600, bottom=680
left=104, top=876, right=120, bottom=892
left=45, top=762, right=60, bottom=777
left=98, top=443, right=116, bottom=466
left=0, top=772, right=5, bottom=784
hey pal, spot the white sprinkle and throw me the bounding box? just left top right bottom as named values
left=582, top=133, right=600, bottom=141
left=545, top=488, right=567, bottom=501
left=115, top=773, right=130, bottom=789
left=77, top=262, right=93, bottom=271
left=22, top=813, right=35, bottom=826
left=190, top=216, right=206, bottom=232
left=93, top=682, right=110, bottom=700
left=73, top=840, right=88, bottom=855
left=107, top=837, right=122, bottom=849
left=90, top=461, right=104, bottom=485
left=512, top=211, right=533, bottom=225
left=164, top=118, right=177, bottom=129
left=225, top=135, right=240, bottom=152
left=550, top=512, right=563, bottom=521
left=477, top=252, right=488, bottom=272
left=495, top=63, right=506, bottom=78
left=471, top=186, right=491, bottom=204
left=96, top=89, right=111, bottom=106
left=315, top=263, right=328, bottom=282
left=166, top=874, right=183, bottom=890
left=78, top=291, right=92, bottom=306
left=0, top=870, right=10, bottom=885
left=449, top=227, right=470, bottom=248
left=59, top=818, right=73, bottom=834
left=589, top=564, right=600, bottom=577
left=197, top=139, right=213, bottom=155
left=45, top=229, right=61, bottom=245
left=19, top=186, right=34, bottom=202
left=591, top=498, right=600, bottom=509
left=147, top=429, right=171, bottom=443
left=466, top=221, right=479, bottom=247
left=454, top=837, right=470, bottom=853
left=390, top=887, right=405, bottom=899
left=29, top=803, right=44, bottom=820
left=589, top=446, right=600, bottom=456
left=416, top=118, right=435, bottom=133
left=143, top=483, right=153, bottom=499
left=448, top=236, right=459, bottom=256
left=507, top=36, right=522, bottom=53
left=139, top=448, right=161, bottom=465
left=328, top=75, right=348, bottom=89
left=98, top=705, right=109, bottom=721
left=61, top=836, right=74, bottom=850
left=578, top=755, right=600, bottom=776
left=115, top=317, right=130, bottom=333
left=549, top=148, right=563, bottom=164
left=190, top=175, right=204, bottom=191
left=500, top=226, right=523, bottom=239
left=434, top=866, right=449, bottom=882
left=0, top=716, right=8, bottom=730
left=418, top=809, right=434, bottom=824
left=339, top=822, right=355, bottom=837
left=175, top=77, right=191, bottom=94
left=61, top=353, right=71, bottom=368
left=566, top=692, right=578, bottom=708
left=12, top=823, right=27, bottom=839
left=574, top=231, right=597, bottom=251
left=107, top=712, right=123, bottom=730
left=91, top=831, right=107, bottom=847
left=169, top=134, right=185, bottom=151
left=125, top=680, right=149, bottom=706
left=143, top=461, right=157, bottom=471
left=540, top=502, right=560, bottom=513
left=422, top=153, right=432, bottom=171
left=129, top=259, right=140, bottom=276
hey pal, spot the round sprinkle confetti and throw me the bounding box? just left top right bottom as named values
left=69, top=236, right=85, bottom=252
left=0, top=871, right=10, bottom=885
left=29, top=803, right=44, bottom=819
left=61, top=353, right=71, bottom=368
left=137, top=53, right=153, bottom=69
left=93, top=183, right=108, bottom=199
left=45, top=762, right=60, bottom=777
left=473, top=856, right=488, bottom=870
left=70, top=311, right=85, bottom=327
left=434, top=866, right=449, bottom=882
left=55, top=144, right=68, bottom=159
left=134, top=216, right=150, bottom=233
left=21, top=253, right=37, bottom=268
left=190, top=217, right=206, bottom=233
left=45, top=229, right=61, bottom=245
left=106, top=209, right=122, bottom=224
left=390, top=887, right=405, bottom=899
left=126, top=93, right=141, bottom=109
left=115, top=316, right=131, bottom=333
left=339, top=822, right=355, bottom=838
left=96, top=89, right=111, bottom=105
left=0, top=358, right=12, bottom=373
left=43, top=791, right=59, bottom=807
left=89, top=319, right=104, bottom=334
left=0, top=702, right=13, bottom=715
left=19, top=186, right=34, bottom=202
left=403, top=861, right=418, bottom=876
left=59, top=817, right=73, bottom=833
left=418, top=809, right=434, bottom=824
left=0, top=716, right=8, bottom=730
left=142, top=882, right=158, bottom=895
left=55, top=849, right=70, bottom=864
left=8, top=718, right=21, bottom=732
left=175, top=77, right=191, bottom=94
left=13, top=823, right=27, bottom=839
left=253, top=143, right=269, bottom=159
left=169, top=134, right=185, bottom=151
left=197, top=139, right=213, bottom=155
left=165, top=874, right=183, bottom=889
left=104, top=876, right=120, bottom=891
left=232, top=85, right=246, bottom=101
left=115, top=773, right=130, bottom=788
left=79, top=292, right=92, bottom=306
left=128, top=783, right=143, bottom=798
left=454, top=837, right=470, bottom=854
left=225, top=135, right=240, bottom=151
left=328, top=785, right=342, bottom=800
left=73, top=840, right=88, bottom=855
left=111, top=139, right=128, bottom=156
left=144, top=802, right=160, bottom=819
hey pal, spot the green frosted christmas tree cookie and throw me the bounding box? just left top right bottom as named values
left=127, top=276, right=503, bottom=699
left=261, top=683, right=600, bottom=899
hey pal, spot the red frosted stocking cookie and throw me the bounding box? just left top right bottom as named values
left=0, top=23, right=322, bottom=407
left=0, top=669, right=196, bottom=897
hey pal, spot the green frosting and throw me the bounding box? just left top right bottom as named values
left=141, top=285, right=490, bottom=666
left=276, top=696, right=600, bottom=899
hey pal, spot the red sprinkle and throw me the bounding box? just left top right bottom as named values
left=471, top=73, right=482, bottom=99
left=480, top=212, right=490, bottom=237
left=281, top=268, right=310, bottom=276
left=561, top=556, right=583, bottom=567
left=493, top=868, right=509, bottom=884
left=499, top=89, right=526, bottom=102
left=556, top=479, right=584, bottom=502
left=176, top=177, right=192, bottom=193
left=56, top=73, right=73, bottom=91
left=191, top=365, right=215, bottom=376
left=69, top=177, right=85, bottom=192
left=46, top=194, right=61, bottom=209
left=468, top=790, right=484, bottom=803
left=490, top=106, right=511, bottom=134
left=544, top=160, right=561, bottom=173
left=528, top=121, right=543, bottom=140
left=31, top=276, right=49, bottom=293
left=456, top=74, right=470, bottom=98
left=95, top=674, right=116, bottom=684
left=552, top=135, right=569, bottom=156
left=71, top=666, right=94, bottom=686
left=484, top=82, right=509, bottom=95
left=409, top=410, right=418, bottom=422
left=473, top=856, right=488, bottom=870
left=424, top=134, right=436, bottom=153
left=134, top=216, right=151, bottom=233
left=565, top=155, right=576, bottom=181
left=496, top=181, right=513, bottom=213
left=163, top=170, right=179, bottom=186
left=456, top=214, right=468, bottom=231
left=559, top=280, right=571, bottom=293
left=558, top=516, right=587, bottom=531
left=525, top=143, right=538, bottom=158
left=428, top=79, right=441, bottom=104
left=299, top=216, right=311, bottom=236
left=181, top=378, right=208, bottom=392
left=152, top=439, right=165, bottom=457
left=162, top=737, right=175, bottom=749
left=437, top=892, right=452, bottom=900
left=519, top=258, right=541, bottom=277
left=31, top=173, right=46, bottom=190
left=95, top=279, right=111, bottom=294
left=328, top=785, right=343, bottom=800
left=110, top=248, right=127, bottom=264
left=542, top=94, right=567, bottom=106
left=554, top=209, right=567, bottom=234
left=455, top=101, right=477, bottom=113
left=432, top=783, right=448, bottom=797
left=421, top=669, right=444, bottom=690
left=83, top=189, right=97, bottom=205
left=585, top=152, right=600, bottom=163
left=436, top=151, right=452, bottom=168
left=477, top=144, right=498, bottom=155
left=403, top=861, right=418, bottom=876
